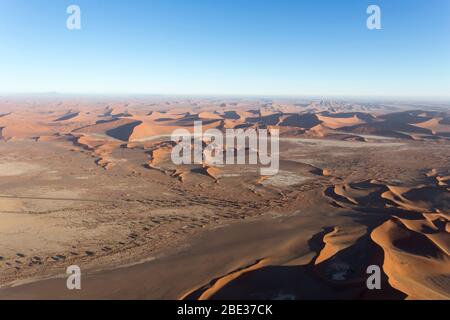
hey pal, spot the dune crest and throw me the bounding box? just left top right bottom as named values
left=371, top=216, right=449, bottom=300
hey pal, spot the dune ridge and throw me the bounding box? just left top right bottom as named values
left=0, top=97, right=448, bottom=300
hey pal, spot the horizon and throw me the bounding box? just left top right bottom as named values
left=1, top=0, right=449, bottom=98
left=1, top=92, right=450, bottom=104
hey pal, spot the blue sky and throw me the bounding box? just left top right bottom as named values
left=0, top=0, right=449, bottom=98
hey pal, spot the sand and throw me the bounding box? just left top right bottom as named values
left=0, top=162, right=42, bottom=177
left=0, top=96, right=448, bottom=300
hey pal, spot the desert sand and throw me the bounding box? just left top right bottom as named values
left=0, top=96, right=448, bottom=300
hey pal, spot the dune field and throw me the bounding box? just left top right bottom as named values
left=0, top=96, right=448, bottom=300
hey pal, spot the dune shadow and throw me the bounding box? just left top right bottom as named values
left=106, top=121, right=142, bottom=141
left=183, top=224, right=407, bottom=300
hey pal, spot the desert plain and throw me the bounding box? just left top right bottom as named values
left=0, top=95, right=448, bottom=299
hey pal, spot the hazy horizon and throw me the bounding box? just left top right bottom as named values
left=1, top=92, right=450, bottom=104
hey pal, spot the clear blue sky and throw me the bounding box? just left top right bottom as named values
left=1, top=0, right=449, bottom=98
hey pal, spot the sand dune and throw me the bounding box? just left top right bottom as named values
left=317, top=114, right=366, bottom=129
left=106, top=120, right=143, bottom=141
left=382, top=185, right=449, bottom=212
left=323, top=176, right=449, bottom=300
left=314, top=226, right=367, bottom=265
left=0, top=97, right=448, bottom=300
left=71, top=135, right=121, bottom=169
left=181, top=176, right=449, bottom=300
left=182, top=259, right=270, bottom=300
left=54, top=111, right=80, bottom=122
left=413, top=117, right=450, bottom=134
left=73, top=118, right=135, bottom=137
left=371, top=217, right=449, bottom=299
left=279, top=113, right=322, bottom=129
left=198, top=111, right=223, bottom=120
